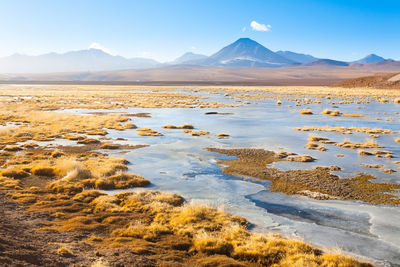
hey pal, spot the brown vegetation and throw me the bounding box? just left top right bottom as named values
left=295, top=126, right=395, bottom=135
left=162, top=124, right=194, bottom=129
left=208, top=148, right=400, bottom=205
left=299, top=109, right=313, bottom=115
left=332, top=72, right=400, bottom=89
left=137, top=128, right=163, bottom=136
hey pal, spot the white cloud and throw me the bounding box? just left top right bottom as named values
left=250, top=21, right=271, bottom=32
left=88, top=42, right=115, bottom=55
left=242, top=27, right=247, bottom=32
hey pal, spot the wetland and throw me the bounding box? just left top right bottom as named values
left=1, top=84, right=400, bottom=266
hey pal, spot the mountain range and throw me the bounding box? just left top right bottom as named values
left=0, top=38, right=395, bottom=74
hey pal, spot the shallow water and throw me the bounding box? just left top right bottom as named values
left=63, top=92, right=400, bottom=265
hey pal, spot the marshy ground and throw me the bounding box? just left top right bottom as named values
left=1, top=84, right=400, bottom=266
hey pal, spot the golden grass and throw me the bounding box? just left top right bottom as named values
left=0, top=168, right=30, bottom=179
left=341, top=113, right=367, bottom=117
left=0, top=108, right=138, bottom=146
left=336, top=139, right=382, bottom=149
left=361, top=164, right=383, bottom=169
left=299, top=110, right=313, bottom=115
left=381, top=169, right=396, bottom=174
left=36, top=189, right=373, bottom=265
left=358, top=150, right=373, bottom=156
left=162, top=124, right=194, bottom=129
left=184, top=130, right=210, bottom=136
left=88, top=173, right=150, bottom=190
left=295, top=126, right=394, bottom=135
left=0, top=175, right=23, bottom=189
left=321, top=109, right=366, bottom=117
left=4, top=159, right=372, bottom=267
left=136, top=128, right=163, bottom=136
left=100, top=143, right=120, bottom=149
left=30, top=166, right=61, bottom=177
left=216, top=133, right=230, bottom=138
left=322, top=109, right=340, bottom=116
left=308, top=135, right=329, bottom=142
left=306, top=142, right=326, bottom=151
left=286, top=155, right=316, bottom=162
left=57, top=247, right=74, bottom=257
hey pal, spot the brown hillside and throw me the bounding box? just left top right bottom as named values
left=332, top=72, right=400, bottom=89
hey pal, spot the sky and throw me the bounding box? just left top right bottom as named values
left=0, top=0, right=399, bottom=62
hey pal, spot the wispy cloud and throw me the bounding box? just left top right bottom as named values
left=250, top=21, right=271, bottom=32
left=88, top=42, right=115, bottom=55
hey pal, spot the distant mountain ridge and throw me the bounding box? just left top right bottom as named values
left=276, top=51, right=317, bottom=63
left=303, top=59, right=349, bottom=67
left=0, top=48, right=159, bottom=73
left=169, top=52, right=207, bottom=65
left=353, top=54, right=387, bottom=64
left=0, top=38, right=395, bottom=73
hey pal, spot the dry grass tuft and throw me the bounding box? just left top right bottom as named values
left=306, top=142, right=326, bottom=151
left=216, top=133, right=230, bottom=138
left=91, top=173, right=150, bottom=190
left=162, top=124, right=194, bottom=129
left=184, top=130, right=210, bottom=136
left=322, top=109, right=340, bottom=116
left=57, top=247, right=74, bottom=257
left=336, top=139, right=382, bottom=149
left=100, top=143, right=120, bottom=149
left=30, top=166, right=61, bottom=177
left=137, top=128, right=163, bottom=136
left=299, top=110, right=313, bottom=115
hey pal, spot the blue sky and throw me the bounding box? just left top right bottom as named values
left=0, top=0, right=399, bottom=62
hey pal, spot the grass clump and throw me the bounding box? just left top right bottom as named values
left=215, top=133, right=230, bottom=138
left=51, top=151, right=64, bottom=158
left=91, top=173, right=150, bottom=190
left=30, top=166, right=61, bottom=177
left=322, top=109, right=340, bottom=116
left=162, top=124, right=194, bottom=129
left=137, top=128, right=163, bottom=136
left=0, top=175, right=22, bottom=190
left=306, top=142, right=326, bottom=151
left=0, top=168, right=30, bottom=179
left=77, top=138, right=101, bottom=144
left=57, top=247, right=74, bottom=257
left=299, top=110, right=313, bottom=115
left=100, top=143, right=120, bottom=149
left=336, top=139, right=382, bottom=149
left=184, top=130, right=210, bottom=136
left=4, top=145, right=23, bottom=151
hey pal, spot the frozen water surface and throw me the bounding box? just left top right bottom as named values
left=63, top=92, right=400, bottom=265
